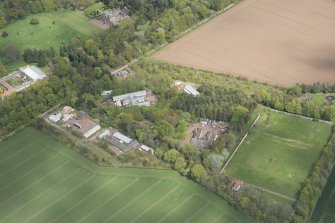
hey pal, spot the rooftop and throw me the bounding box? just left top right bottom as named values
left=19, top=66, right=47, bottom=82
left=184, top=85, right=200, bottom=96
left=113, top=132, right=132, bottom=144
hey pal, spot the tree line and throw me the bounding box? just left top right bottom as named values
left=293, top=128, right=335, bottom=223
left=254, top=87, right=335, bottom=122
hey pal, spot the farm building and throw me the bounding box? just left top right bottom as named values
left=101, top=8, right=129, bottom=25
left=49, top=112, right=62, bottom=123
left=83, top=125, right=101, bottom=138
left=139, top=144, right=154, bottom=154
left=184, top=85, right=200, bottom=97
left=116, top=70, right=128, bottom=78
left=101, top=90, right=112, bottom=96
left=98, top=129, right=111, bottom=139
left=19, top=66, right=47, bottom=82
left=49, top=107, right=101, bottom=139
left=0, top=65, right=47, bottom=99
left=67, top=116, right=101, bottom=138
left=48, top=106, right=75, bottom=123
left=230, top=179, right=243, bottom=191
left=63, top=106, right=75, bottom=114
left=101, top=130, right=139, bottom=153
left=172, top=81, right=200, bottom=97
left=112, top=90, right=152, bottom=107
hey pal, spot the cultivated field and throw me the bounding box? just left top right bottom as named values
left=0, top=11, right=100, bottom=51
left=153, top=0, right=335, bottom=86
left=0, top=128, right=253, bottom=223
left=310, top=166, right=335, bottom=223
left=224, top=110, right=332, bottom=198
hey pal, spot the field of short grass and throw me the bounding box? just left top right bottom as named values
left=0, top=11, right=100, bottom=70
left=84, top=2, right=105, bottom=17
left=0, top=128, right=253, bottom=223
left=0, top=11, right=99, bottom=51
left=225, top=109, right=332, bottom=198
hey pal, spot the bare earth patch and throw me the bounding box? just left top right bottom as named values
left=153, top=0, right=335, bottom=86
left=90, top=19, right=110, bottom=30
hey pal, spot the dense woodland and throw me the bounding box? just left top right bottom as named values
left=0, top=1, right=335, bottom=223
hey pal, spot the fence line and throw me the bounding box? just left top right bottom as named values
left=220, top=113, right=260, bottom=174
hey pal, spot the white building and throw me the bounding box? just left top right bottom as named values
left=113, top=132, right=132, bottom=143
left=113, top=90, right=150, bottom=107
left=49, top=112, right=62, bottom=123
left=83, top=125, right=101, bottom=138
left=63, top=106, right=74, bottom=114
left=19, top=66, right=47, bottom=82
left=140, top=144, right=154, bottom=154
left=101, top=90, right=112, bottom=96
left=98, top=130, right=111, bottom=139
left=184, top=85, right=200, bottom=97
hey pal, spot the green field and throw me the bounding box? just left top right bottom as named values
left=84, top=2, right=105, bottom=16
left=0, top=11, right=100, bottom=51
left=0, top=128, right=253, bottom=223
left=225, top=110, right=332, bottom=198
left=310, top=166, right=335, bottom=223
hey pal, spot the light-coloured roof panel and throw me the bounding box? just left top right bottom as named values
left=20, top=66, right=46, bottom=81
left=113, top=132, right=132, bottom=144
left=113, top=90, right=146, bottom=101
left=184, top=85, right=199, bottom=96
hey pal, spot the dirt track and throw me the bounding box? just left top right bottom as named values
left=153, top=0, right=335, bottom=86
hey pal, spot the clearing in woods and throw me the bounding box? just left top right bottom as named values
left=0, top=128, right=253, bottom=223
left=224, top=110, right=332, bottom=198
left=153, top=0, right=335, bottom=86
left=0, top=11, right=100, bottom=51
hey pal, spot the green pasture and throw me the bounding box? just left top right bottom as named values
left=225, top=110, right=332, bottom=198
left=0, top=128, right=253, bottom=223
left=0, top=11, right=100, bottom=70
left=0, top=11, right=99, bottom=51
left=310, top=166, right=335, bottom=223
left=84, top=2, right=105, bottom=16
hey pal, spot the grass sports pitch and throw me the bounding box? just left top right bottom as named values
left=0, top=11, right=100, bottom=51
left=225, top=110, right=332, bottom=198
left=0, top=128, right=253, bottom=223
left=310, top=166, right=335, bottom=223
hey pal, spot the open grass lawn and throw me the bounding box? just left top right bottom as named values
left=0, top=128, right=253, bottom=223
left=0, top=11, right=100, bottom=51
left=84, top=2, right=105, bottom=16
left=225, top=110, right=332, bottom=198
left=310, top=166, right=335, bottom=223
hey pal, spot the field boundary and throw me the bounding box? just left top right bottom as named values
left=265, top=107, right=334, bottom=125
left=244, top=181, right=296, bottom=202
left=310, top=163, right=335, bottom=222
left=220, top=113, right=260, bottom=174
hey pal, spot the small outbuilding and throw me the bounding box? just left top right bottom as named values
left=49, top=112, right=62, bottom=123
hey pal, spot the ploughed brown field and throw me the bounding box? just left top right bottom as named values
left=153, top=0, right=335, bottom=86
